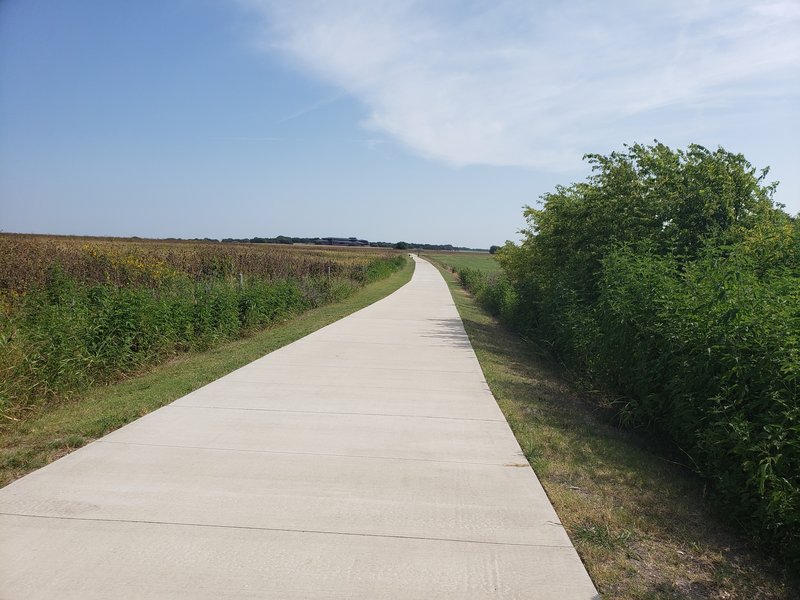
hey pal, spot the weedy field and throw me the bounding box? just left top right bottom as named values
left=0, top=234, right=406, bottom=421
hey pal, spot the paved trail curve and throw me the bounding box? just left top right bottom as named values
left=1, top=256, right=597, bottom=599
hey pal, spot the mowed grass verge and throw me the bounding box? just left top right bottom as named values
left=0, top=257, right=414, bottom=487
left=421, top=251, right=500, bottom=273
left=429, top=259, right=796, bottom=600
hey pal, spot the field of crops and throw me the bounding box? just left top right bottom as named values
left=0, top=234, right=405, bottom=420
left=0, top=235, right=399, bottom=292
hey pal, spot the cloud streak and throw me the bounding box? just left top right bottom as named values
left=241, top=0, right=800, bottom=170
left=276, top=93, right=343, bottom=124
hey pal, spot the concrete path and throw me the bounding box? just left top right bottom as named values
left=0, top=256, right=597, bottom=599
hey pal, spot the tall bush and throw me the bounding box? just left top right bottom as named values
left=484, top=142, right=798, bottom=562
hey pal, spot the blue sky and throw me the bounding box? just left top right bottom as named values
left=1, top=0, right=798, bottom=248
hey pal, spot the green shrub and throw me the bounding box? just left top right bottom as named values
left=456, top=268, right=518, bottom=324
left=595, top=243, right=799, bottom=560
left=479, top=142, right=799, bottom=563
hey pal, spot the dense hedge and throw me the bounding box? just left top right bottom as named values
left=458, top=143, right=800, bottom=564
left=1, top=255, right=406, bottom=418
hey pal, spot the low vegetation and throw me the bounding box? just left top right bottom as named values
left=430, top=259, right=797, bottom=598
left=434, top=143, right=799, bottom=566
left=0, top=235, right=406, bottom=421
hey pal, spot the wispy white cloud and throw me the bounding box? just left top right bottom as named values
left=276, top=93, right=343, bottom=123
left=364, top=138, right=386, bottom=150
left=239, top=0, right=800, bottom=170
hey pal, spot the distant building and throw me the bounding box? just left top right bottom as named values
left=315, top=237, right=369, bottom=247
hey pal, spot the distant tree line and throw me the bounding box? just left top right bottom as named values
left=374, top=241, right=487, bottom=251
left=214, top=236, right=488, bottom=252
left=220, top=236, right=316, bottom=245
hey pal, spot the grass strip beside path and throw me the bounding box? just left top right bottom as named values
left=430, top=259, right=796, bottom=600
left=1, top=258, right=414, bottom=487
left=421, top=251, right=501, bottom=274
